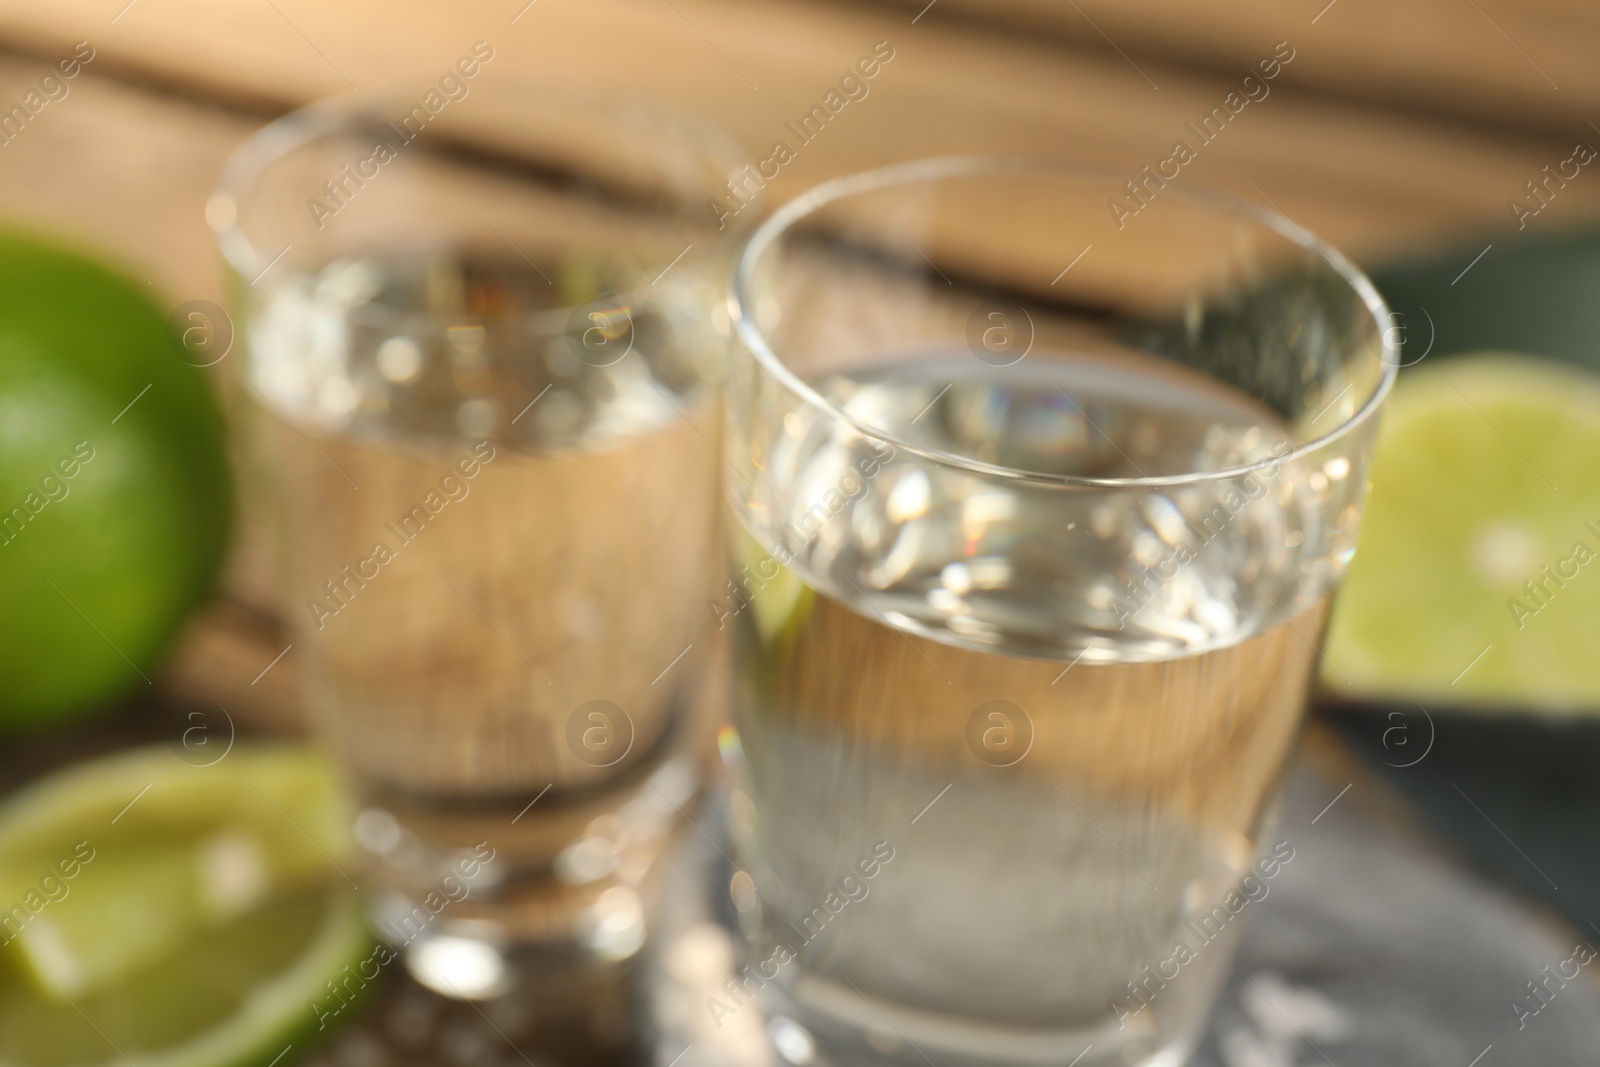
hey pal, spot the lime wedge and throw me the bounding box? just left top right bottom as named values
left=1323, top=353, right=1600, bottom=710
left=732, top=526, right=812, bottom=644
left=0, top=747, right=374, bottom=1067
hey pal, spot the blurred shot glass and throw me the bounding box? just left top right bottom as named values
left=720, top=157, right=1395, bottom=1067
left=210, top=74, right=751, bottom=995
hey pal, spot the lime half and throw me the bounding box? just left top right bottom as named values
left=0, top=747, right=373, bottom=1067
left=1324, top=353, right=1600, bottom=710
left=0, top=230, right=231, bottom=731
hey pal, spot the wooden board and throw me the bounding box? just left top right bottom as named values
left=871, top=0, right=1600, bottom=135
left=0, top=0, right=1596, bottom=265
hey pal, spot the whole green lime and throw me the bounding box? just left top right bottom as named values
left=0, top=231, right=231, bottom=729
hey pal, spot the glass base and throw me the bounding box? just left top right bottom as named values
left=748, top=987, right=1204, bottom=1067
left=353, top=751, right=705, bottom=992
left=370, top=885, right=646, bottom=1001
left=640, top=791, right=1222, bottom=1067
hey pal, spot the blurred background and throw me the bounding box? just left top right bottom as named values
left=1, top=1, right=1598, bottom=1065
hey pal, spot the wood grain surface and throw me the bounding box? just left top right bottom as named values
left=0, top=0, right=1597, bottom=263
left=872, top=0, right=1599, bottom=135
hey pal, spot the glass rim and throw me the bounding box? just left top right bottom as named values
left=729, top=154, right=1399, bottom=490
left=207, top=79, right=750, bottom=283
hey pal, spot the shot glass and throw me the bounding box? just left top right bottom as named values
left=209, top=76, right=751, bottom=995
left=720, top=157, right=1395, bottom=1067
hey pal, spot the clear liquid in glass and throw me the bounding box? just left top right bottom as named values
left=726, top=350, right=1332, bottom=1067
left=246, top=253, right=726, bottom=945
